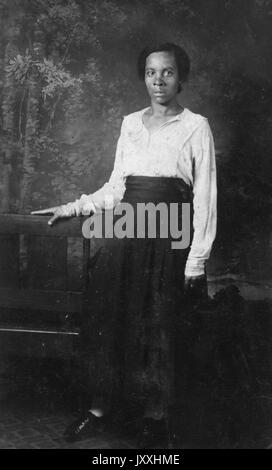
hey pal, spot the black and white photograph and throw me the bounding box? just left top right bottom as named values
left=0, top=0, right=271, bottom=450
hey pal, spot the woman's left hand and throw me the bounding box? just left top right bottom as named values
left=184, top=274, right=208, bottom=302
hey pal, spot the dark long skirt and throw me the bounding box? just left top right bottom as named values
left=79, top=176, right=194, bottom=422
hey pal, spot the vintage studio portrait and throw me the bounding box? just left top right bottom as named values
left=0, top=0, right=271, bottom=450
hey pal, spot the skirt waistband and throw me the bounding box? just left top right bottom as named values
left=122, top=176, right=193, bottom=204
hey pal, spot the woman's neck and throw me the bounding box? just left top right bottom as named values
left=149, top=100, right=183, bottom=117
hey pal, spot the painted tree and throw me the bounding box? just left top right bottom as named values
left=19, top=19, right=45, bottom=211
left=0, top=18, right=21, bottom=212
left=1, top=0, right=129, bottom=211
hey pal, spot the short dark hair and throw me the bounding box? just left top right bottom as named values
left=137, top=42, right=190, bottom=85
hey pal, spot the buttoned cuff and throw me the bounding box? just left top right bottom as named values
left=184, top=258, right=206, bottom=277
left=79, top=195, right=97, bottom=216
left=63, top=195, right=97, bottom=217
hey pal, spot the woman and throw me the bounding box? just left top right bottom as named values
left=31, top=43, right=217, bottom=448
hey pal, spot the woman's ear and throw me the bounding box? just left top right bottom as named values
left=178, top=82, right=183, bottom=93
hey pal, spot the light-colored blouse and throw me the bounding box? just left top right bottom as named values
left=66, top=106, right=217, bottom=277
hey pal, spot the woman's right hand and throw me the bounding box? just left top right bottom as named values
left=31, top=205, right=73, bottom=226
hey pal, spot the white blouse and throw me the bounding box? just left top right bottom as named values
left=67, top=106, right=217, bottom=277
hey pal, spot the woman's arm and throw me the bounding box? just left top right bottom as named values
left=32, top=118, right=127, bottom=225
left=70, top=117, right=127, bottom=215
left=184, top=118, right=217, bottom=277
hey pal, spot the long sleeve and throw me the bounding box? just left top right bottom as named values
left=66, top=118, right=127, bottom=216
left=184, top=119, right=217, bottom=277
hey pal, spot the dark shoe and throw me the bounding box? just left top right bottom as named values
left=137, top=417, right=171, bottom=449
left=63, top=411, right=106, bottom=443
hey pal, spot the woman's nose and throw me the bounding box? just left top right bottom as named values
left=154, top=73, right=164, bottom=85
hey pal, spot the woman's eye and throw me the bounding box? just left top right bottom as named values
left=146, top=70, right=154, bottom=77
left=163, top=70, right=173, bottom=77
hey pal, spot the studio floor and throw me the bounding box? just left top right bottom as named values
left=0, top=290, right=272, bottom=449
left=0, top=393, right=271, bottom=450
left=0, top=404, right=135, bottom=449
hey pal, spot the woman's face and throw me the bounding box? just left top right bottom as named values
left=144, top=51, right=180, bottom=105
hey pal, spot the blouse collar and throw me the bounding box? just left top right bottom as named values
left=124, top=107, right=205, bottom=146
left=135, top=106, right=189, bottom=133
